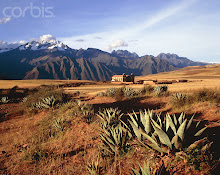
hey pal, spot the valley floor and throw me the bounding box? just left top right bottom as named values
left=0, top=82, right=219, bottom=174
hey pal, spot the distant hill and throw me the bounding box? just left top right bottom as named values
left=0, top=38, right=210, bottom=81
left=157, top=53, right=208, bottom=68
left=111, top=50, right=139, bottom=59
left=136, top=64, right=220, bottom=81
left=0, top=75, right=11, bottom=80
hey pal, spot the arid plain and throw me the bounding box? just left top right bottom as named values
left=0, top=64, right=219, bottom=174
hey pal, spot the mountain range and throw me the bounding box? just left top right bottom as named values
left=0, top=39, right=208, bottom=81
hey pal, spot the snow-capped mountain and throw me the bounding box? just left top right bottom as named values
left=0, top=40, right=26, bottom=53
left=0, top=48, right=13, bottom=53
left=0, top=38, right=70, bottom=53
left=19, top=40, right=70, bottom=51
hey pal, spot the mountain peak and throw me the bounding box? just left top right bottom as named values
left=157, top=53, right=207, bottom=68
left=19, top=40, right=69, bottom=51
left=111, top=50, right=139, bottom=59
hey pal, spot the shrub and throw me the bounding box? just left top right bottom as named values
left=153, top=85, right=168, bottom=97
left=136, top=89, right=143, bottom=95
left=20, top=86, right=69, bottom=113
left=114, top=88, right=124, bottom=101
left=96, top=92, right=106, bottom=97
left=24, top=145, right=48, bottom=162
left=185, top=138, right=214, bottom=172
left=34, top=112, right=71, bottom=143
left=72, top=100, right=94, bottom=116
left=192, top=88, right=220, bottom=103
left=142, top=85, right=154, bottom=95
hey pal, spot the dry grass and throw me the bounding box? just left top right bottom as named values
left=0, top=65, right=220, bottom=174
left=136, top=64, right=220, bottom=92
left=0, top=79, right=93, bottom=89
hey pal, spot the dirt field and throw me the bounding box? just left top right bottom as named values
left=136, top=64, right=220, bottom=92
left=0, top=79, right=93, bottom=89
left=0, top=64, right=219, bottom=95
left=0, top=65, right=219, bottom=174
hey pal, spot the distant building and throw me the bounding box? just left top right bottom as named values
left=111, top=73, right=135, bottom=83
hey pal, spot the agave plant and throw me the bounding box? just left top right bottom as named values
left=0, top=96, right=9, bottom=104
left=41, top=95, right=56, bottom=108
left=136, top=89, right=143, bottom=95
left=97, top=108, right=123, bottom=129
left=100, top=124, right=131, bottom=157
left=74, top=100, right=93, bottom=116
left=123, top=87, right=136, bottom=97
left=131, top=161, right=150, bottom=175
left=173, top=92, right=187, bottom=100
left=31, top=101, right=44, bottom=109
left=30, top=96, right=57, bottom=110
left=131, top=161, right=168, bottom=175
left=53, top=117, right=65, bottom=131
left=128, top=110, right=207, bottom=153
left=106, top=87, right=117, bottom=97
left=97, top=92, right=105, bottom=97
left=153, top=86, right=168, bottom=97
left=172, top=92, right=187, bottom=106
left=87, top=160, right=102, bottom=175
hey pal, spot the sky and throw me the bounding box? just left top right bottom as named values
left=0, top=0, right=220, bottom=62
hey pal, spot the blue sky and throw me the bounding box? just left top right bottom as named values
left=0, top=0, right=220, bottom=62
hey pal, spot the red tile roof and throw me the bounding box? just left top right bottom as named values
left=112, top=75, right=124, bottom=77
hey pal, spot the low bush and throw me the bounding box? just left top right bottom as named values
left=104, top=86, right=139, bottom=100
left=185, top=138, right=215, bottom=173
left=192, top=88, right=220, bottom=103
left=19, top=86, right=70, bottom=113
left=141, top=85, right=154, bottom=95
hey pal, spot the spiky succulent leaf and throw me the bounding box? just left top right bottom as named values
left=186, top=114, right=194, bottom=131
left=129, top=120, right=141, bottom=140
left=173, top=114, right=178, bottom=126
left=177, top=119, right=187, bottom=141
left=156, top=113, right=162, bottom=128
left=171, top=134, right=182, bottom=149
left=194, top=126, right=207, bottom=136
left=150, top=118, right=162, bottom=130
left=178, top=113, right=184, bottom=124
left=143, top=109, right=152, bottom=134
left=166, top=113, right=177, bottom=135
left=141, top=131, right=163, bottom=153
left=151, top=121, right=172, bottom=149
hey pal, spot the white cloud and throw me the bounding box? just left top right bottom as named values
left=0, top=17, right=11, bottom=24
left=75, top=39, right=85, bottom=42
left=40, top=34, right=56, bottom=43
left=0, top=40, right=26, bottom=49
left=106, top=40, right=128, bottom=51
left=124, top=0, right=199, bottom=35
left=59, top=0, right=199, bottom=53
